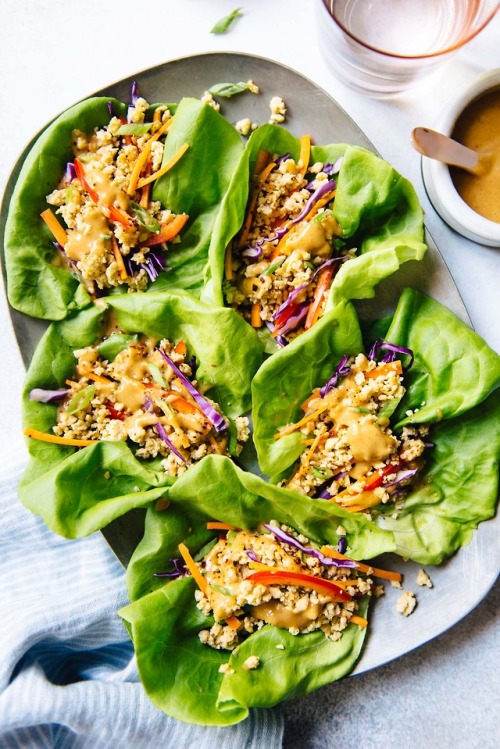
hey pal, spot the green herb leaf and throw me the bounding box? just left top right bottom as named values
left=116, top=123, right=153, bottom=136
left=210, top=7, right=242, bottom=34
left=131, top=202, right=161, bottom=233
left=208, top=81, right=249, bottom=98
left=66, top=384, right=96, bottom=415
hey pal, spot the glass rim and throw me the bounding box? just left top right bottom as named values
left=324, top=0, right=500, bottom=61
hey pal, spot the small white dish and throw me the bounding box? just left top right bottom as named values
left=422, top=68, right=500, bottom=247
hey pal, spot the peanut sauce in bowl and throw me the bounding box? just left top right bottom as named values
left=450, top=90, right=500, bottom=223
left=421, top=70, right=500, bottom=246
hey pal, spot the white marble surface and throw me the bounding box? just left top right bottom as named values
left=1, top=2, right=499, bottom=746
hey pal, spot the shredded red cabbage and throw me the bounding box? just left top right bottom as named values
left=245, top=549, right=259, bottom=563
left=65, top=162, right=76, bottom=182
left=241, top=179, right=337, bottom=257
left=274, top=301, right=309, bottom=336
left=29, top=388, right=70, bottom=403
left=320, top=355, right=352, bottom=397
left=265, top=320, right=289, bottom=348
left=154, top=557, right=187, bottom=578
left=263, top=523, right=357, bottom=568
left=368, top=339, right=414, bottom=370
left=157, top=349, right=228, bottom=433
left=127, top=80, right=139, bottom=122
left=154, top=422, right=187, bottom=463
left=383, top=467, right=418, bottom=488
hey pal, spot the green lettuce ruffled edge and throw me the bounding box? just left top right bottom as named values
left=252, top=288, right=500, bottom=564
left=201, top=124, right=427, bottom=323
left=19, top=291, right=264, bottom=538
left=119, top=455, right=390, bottom=725
left=4, top=95, right=243, bottom=320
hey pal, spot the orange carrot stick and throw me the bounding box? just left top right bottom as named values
left=24, top=427, right=97, bottom=448
left=173, top=339, right=187, bottom=355
left=350, top=615, right=368, bottom=628
left=298, top=134, right=311, bottom=175
left=127, top=116, right=173, bottom=196
left=40, top=209, right=68, bottom=247
left=111, top=236, right=128, bottom=281
left=250, top=302, right=262, bottom=328
left=206, top=522, right=240, bottom=531
left=178, top=542, right=208, bottom=593
left=319, top=547, right=402, bottom=583
left=143, top=213, right=189, bottom=246
left=365, top=360, right=403, bottom=379
left=137, top=143, right=189, bottom=189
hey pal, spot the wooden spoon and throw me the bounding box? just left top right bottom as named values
left=411, top=127, right=493, bottom=176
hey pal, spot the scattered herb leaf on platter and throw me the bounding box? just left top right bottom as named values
left=211, top=7, right=243, bottom=34
left=208, top=81, right=250, bottom=98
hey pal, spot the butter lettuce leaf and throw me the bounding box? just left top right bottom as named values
left=19, top=292, right=264, bottom=538
left=202, top=124, right=427, bottom=318
left=4, top=96, right=243, bottom=320
left=251, top=288, right=500, bottom=563
left=120, top=455, right=387, bottom=725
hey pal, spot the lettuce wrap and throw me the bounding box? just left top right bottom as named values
left=252, top=288, right=500, bottom=564
left=120, top=455, right=394, bottom=725
left=19, top=291, right=264, bottom=538
left=5, top=94, right=243, bottom=320
left=202, top=124, right=427, bottom=350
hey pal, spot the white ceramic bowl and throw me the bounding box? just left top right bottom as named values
left=422, top=69, right=500, bottom=247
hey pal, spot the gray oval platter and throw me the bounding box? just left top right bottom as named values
left=1, top=52, right=497, bottom=678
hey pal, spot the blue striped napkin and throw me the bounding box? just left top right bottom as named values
left=0, top=453, right=284, bottom=748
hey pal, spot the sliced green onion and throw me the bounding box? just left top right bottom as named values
left=130, top=202, right=161, bottom=233
left=147, top=362, right=168, bottom=388
left=194, top=538, right=217, bottom=561
left=209, top=583, right=233, bottom=596
left=116, top=123, right=153, bottom=136
left=66, top=384, right=96, bottom=415
left=377, top=398, right=401, bottom=422
left=260, top=255, right=286, bottom=276
left=311, top=466, right=334, bottom=480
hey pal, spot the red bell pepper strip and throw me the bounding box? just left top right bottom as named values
left=74, top=158, right=134, bottom=230
left=246, top=569, right=352, bottom=602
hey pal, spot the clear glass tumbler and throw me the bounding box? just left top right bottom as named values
left=316, top=0, right=500, bottom=97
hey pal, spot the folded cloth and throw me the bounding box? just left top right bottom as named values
left=0, top=454, right=284, bottom=748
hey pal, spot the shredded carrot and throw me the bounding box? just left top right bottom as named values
left=178, top=542, right=208, bottom=593
left=137, top=143, right=189, bottom=188
left=250, top=301, right=262, bottom=328
left=365, top=360, right=403, bottom=379
left=254, top=149, right=270, bottom=175
left=144, top=213, right=189, bottom=246
left=127, top=116, right=173, bottom=196
left=40, top=209, right=68, bottom=247
left=206, top=521, right=240, bottom=531
left=319, top=547, right=402, bottom=582
left=85, top=372, right=114, bottom=385
left=24, top=427, right=97, bottom=448
left=226, top=615, right=242, bottom=631
left=65, top=379, right=79, bottom=388
left=304, top=190, right=336, bottom=221
left=274, top=400, right=332, bottom=439
left=350, top=615, right=368, bottom=628
left=224, top=242, right=234, bottom=281
left=287, top=425, right=325, bottom=485
left=298, top=134, right=311, bottom=175
left=239, top=160, right=277, bottom=246
left=170, top=396, right=197, bottom=415
left=111, top=236, right=128, bottom=281
left=173, top=339, right=187, bottom=356
left=304, top=265, right=335, bottom=331
left=153, top=108, right=163, bottom=123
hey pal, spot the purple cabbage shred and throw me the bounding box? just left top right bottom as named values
left=263, top=523, right=357, bottom=569
left=319, top=355, right=352, bottom=397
